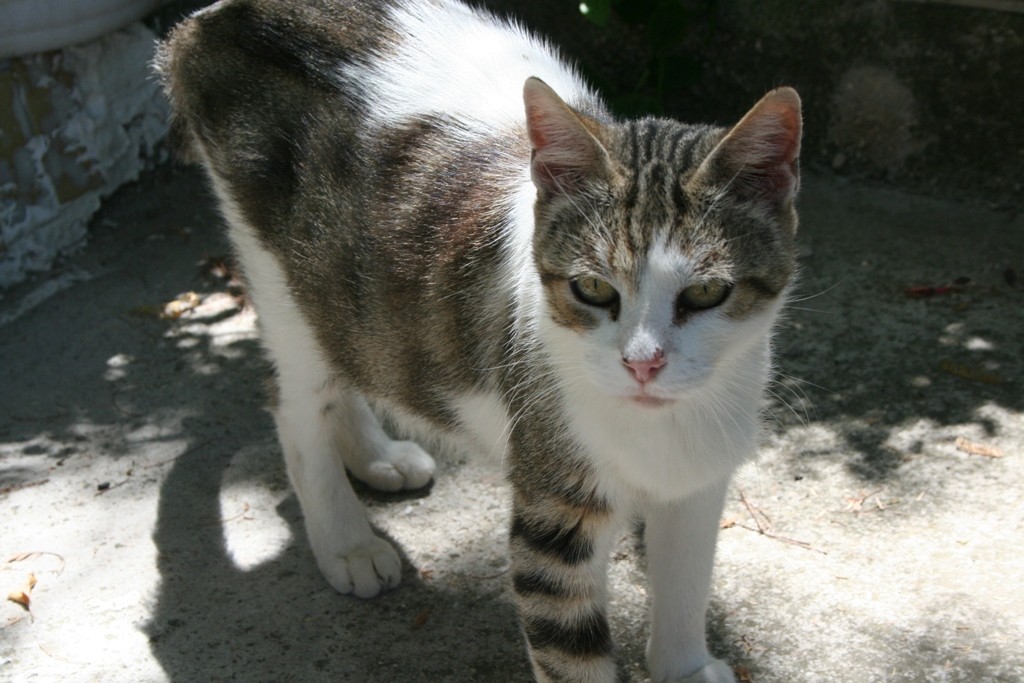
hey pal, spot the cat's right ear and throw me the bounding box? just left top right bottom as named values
left=523, top=77, right=610, bottom=198
left=695, top=87, right=802, bottom=207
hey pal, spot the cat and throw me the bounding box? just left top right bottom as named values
left=156, top=1, right=801, bottom=681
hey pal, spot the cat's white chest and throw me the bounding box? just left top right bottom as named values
left=564, top=385, right=760, bottom=502
left=451, top=384, right=760, bottom=503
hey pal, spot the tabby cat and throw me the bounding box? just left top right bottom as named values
left=157, top=1, right=801, bottom=681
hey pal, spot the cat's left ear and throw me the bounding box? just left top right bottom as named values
left=696, top=87, right=802, bottom=206
left=523, top=77, right=611, bottom=198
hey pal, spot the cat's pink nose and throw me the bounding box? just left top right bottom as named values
left=623, top=350, right=666, bottom=384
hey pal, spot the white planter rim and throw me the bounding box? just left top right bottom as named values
left=0, top=0, right=165, bottom=59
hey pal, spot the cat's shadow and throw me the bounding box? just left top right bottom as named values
left=146, top=426, right=533, bottom=683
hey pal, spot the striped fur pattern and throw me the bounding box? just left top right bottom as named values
left=157, top=1, right=801, bottom=681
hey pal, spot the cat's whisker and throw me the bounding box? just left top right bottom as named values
left=475, top=355, right=578, bottom=374
left=787, top=279, right=845, bottom=304
left=698, top=393, right=739, bottom=455
left=771, top=375, right=813, bottom=408
left=776, top=371, right=833, bottom=397
left=784, top=305, right=834, bottom=314
left=492, top=375, right=572, bottom=466
left=758, top=405, right=788, bottom=431
left=763, top=386, right=809, bottom=428
left=718, top=229, right=760, bottom=246
left=772, top=373, right=828, bottom=422
left=708, top=387, right=753, bottom=447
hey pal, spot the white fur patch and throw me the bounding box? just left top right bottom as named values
left=505, top=176, right=544, bottom=337
left=453, top=391, right=512, bottom=460
left=347, top=0, right=593, bottom=134
left=196, top=150, right=331, bottom=393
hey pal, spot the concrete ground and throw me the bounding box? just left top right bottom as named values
left=1, top=165, right=1021, bottom=683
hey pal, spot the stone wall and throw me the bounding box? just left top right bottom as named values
left=0, top=22, right=168, bottom=288
left=673, top=0, right=1024, bottom=203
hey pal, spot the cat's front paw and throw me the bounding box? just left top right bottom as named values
left=350, top=440, right=435, bottom=492
left=315, top=536, right=402, bottom=599
left=677, top=659, right=737, bottom=683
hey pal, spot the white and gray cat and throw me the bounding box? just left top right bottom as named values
left=158, top=1, right=801, bottom=681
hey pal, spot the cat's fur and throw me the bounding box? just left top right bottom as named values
left=157, top=1, right=801, bottom=681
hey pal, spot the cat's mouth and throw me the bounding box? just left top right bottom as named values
left=629, top=393, right=677, bottom=409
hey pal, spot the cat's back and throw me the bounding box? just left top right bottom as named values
left=156, top=0, right=599, bottom=241
left=158, top=0, right=592, bottom=141
left=157, top=0, right=394, bottom=160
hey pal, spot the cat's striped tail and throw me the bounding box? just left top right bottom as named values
left=508, top=481, right=623, bottom=683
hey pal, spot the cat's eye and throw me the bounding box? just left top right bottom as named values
left=571, top=277, right=619, bottom=307
left=678, top=281, right=731, bottom=312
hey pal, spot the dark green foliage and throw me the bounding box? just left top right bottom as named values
left=579, top=0, right=713, bottom=116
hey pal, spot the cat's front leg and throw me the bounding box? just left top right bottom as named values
left=643, top=479, right=736, bottom=683
left=271, top=372, right=430, bottom=599
left=274, top=397, right=402, bottom=600
left=509, top=483, right=622, bottom=683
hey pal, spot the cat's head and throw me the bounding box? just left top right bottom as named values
left=523, top=78, right=801, bottom=408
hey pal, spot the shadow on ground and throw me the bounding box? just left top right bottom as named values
left=773, top=177, right=1022, bottom=482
